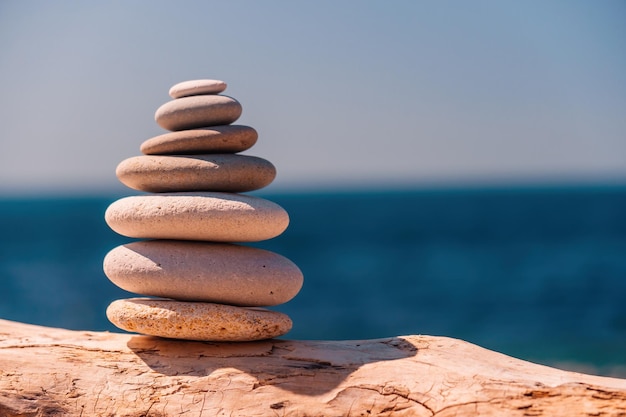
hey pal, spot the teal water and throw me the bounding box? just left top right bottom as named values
left=1, top=186, right=625, bottom=376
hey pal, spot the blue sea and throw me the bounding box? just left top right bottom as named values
left=1, top=186, right=625, bottom=377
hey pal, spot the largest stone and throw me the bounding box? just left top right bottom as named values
left=104, top=192, right=289, bottom=242
left=103, top=240, right=303, bottom=306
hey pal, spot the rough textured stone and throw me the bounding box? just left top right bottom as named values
left=106, top=298, right=293, bottom=341
left=104, top=192, right=289, bottom=242
left=169, top=79, right=227, bottom=98
left=116, top=154, right=276, bottom=193
left=155, top=95, right=242, bottom=131
left=140, top=125, right=258, bottom=155
left=103, top=240, right=303, bottom=306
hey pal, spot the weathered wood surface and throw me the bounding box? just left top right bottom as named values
left=0, top=319, right=625, bottom=416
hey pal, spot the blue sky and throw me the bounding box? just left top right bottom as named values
left=1, top=1, right=625, bottom=193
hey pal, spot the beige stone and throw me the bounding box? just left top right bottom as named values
left=140, top=125, right=258, bottom=155
left=106, top=298, right=292, bottom=341
left=104, top=192, right=289, bottom=242
left=169, top=79, right=227, bottom=99
left=103, top=240, right=303, bottom=306
left=155, top=95, right=242, bottom=131
left=116, top=154, right=276, bottom=193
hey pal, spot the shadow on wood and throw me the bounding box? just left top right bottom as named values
left=127, top=335, right=417, bottom=396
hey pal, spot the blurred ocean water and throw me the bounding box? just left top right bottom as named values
left=1, top=186, right=625, bottom=377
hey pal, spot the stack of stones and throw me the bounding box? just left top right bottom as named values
left=103, top=79, right=303, bottom=342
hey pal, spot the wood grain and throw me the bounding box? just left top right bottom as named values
left=1, top=319, right=624, bottom=416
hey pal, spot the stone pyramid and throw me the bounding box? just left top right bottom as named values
left=103, top=79, right=303, bottom=341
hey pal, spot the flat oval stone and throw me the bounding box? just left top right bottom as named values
left=116, top=154, right=276, bottom=193
left=140, top=125, right=257, bottom=155
left=104, top=240, right=303, bottom=306
left=155, top=95, right=242, bottom=131
left=106, top=298, right=292, bottom=341
left=169, top=79, right=227, bottom=98
left=104, top=192, right=289, bottom=242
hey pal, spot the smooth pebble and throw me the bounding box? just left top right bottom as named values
left=155, top=95, right=242, bottom=131
left=103, top=240, right=303, bottom=306
left=104, top=192, right=289, bottom=242
left=116, top=154, right=276, bottom=193
left=140, top=125, right=257, bottom=155
left=169, top=79, right=227, bottom=99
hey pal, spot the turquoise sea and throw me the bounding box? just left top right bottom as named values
left=1, top=186, right=625, bottom=377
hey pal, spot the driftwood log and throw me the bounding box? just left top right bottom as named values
left=1, top=319, right=625, bottom=416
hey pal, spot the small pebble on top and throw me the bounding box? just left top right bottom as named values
left=169, top=79, right=228, bottom=99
